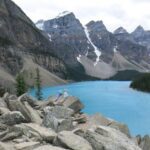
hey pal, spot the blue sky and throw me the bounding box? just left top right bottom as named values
left=13, top=0, right=150, bottom=32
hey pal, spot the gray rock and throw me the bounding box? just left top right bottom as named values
left=14, top=142, right=40, bottom=150
left=22, top=123, right=57, bottom=142
left=8, top=95, right=17, bottom=100
left=0, top=98, right=7, bottom=108
left=0, top=142, right=15, bottom=150
left=140, top=135, right=150, bottom=150
left=43, top=106, right=74, bottom=132
left=0, top=107, right=10, bottom=115
left=85, top=126, right=141, bottom=150
left=57, top=131, right=93, bottom=150
left=18, top=94, right=38, bottom=108
left=33, top=145, right=68, bottom=150
left=0, top=130, right=22, bottom=142
left=8, top=99, right=42, bottom=124
left=0, top=111, right=25, bottom=125
left=108, top=121, right=131, bottom=138
left=43, top=106, right=74, bottom=119
left=43, top=114, right=73, bottom=132
left=62, top=96, right=84, bottom=113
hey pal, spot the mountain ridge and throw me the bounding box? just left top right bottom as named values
left=36, top=11, right=150, bottom=80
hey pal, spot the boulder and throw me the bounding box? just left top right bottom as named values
left=73, top=114, right=87, bottom=124
left=62, top=96, right=84, bottom=113
left=0, top=107, right=10, bottom=115
left=14, top=142, right=40, bottom=150
left=108, top=121, right=131, bottom=138
left=22, top=123, right=57, bottom=142
left=43, top=106, right=74, bottom=132
left=18, top=94, right=38, bottom=108
left=78, top=113, right=131, bottom=138
left=0, top=111, right=26, bottom=125
left=43, top=114, right=73, bottom=132
left=23, top=101, right=42, bottom=124
left=8, top=95, right=17, bottom=100
left=43, top=106, right=74, bottom=119
left=0, top=130, right=22, bottom=142
left=3, top=93, right=10, bottom=100
left=8, top=99, right=31, bottom=121
left=8, top=99, right=42, bottom=124
left=0, top=142, right=15, bottom=150
left=33, top=145, right=68, bottom=150
left=85, top=126, right=141, bottom=150
left=0, top=98, right=7, bottom=108
left=56, top=131, right=93, bottom=150
left=140, top=135, right=150, bottom=150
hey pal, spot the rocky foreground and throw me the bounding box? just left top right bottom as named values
left=0, top=93, right=149, bottom=150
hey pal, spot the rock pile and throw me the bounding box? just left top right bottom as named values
left=0, top=93, right=147, bottom=150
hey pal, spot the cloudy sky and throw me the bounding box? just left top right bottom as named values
left=13, top=0, right=150, bottom=32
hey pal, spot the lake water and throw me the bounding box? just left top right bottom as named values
left=30, top=81, right=150, bottom=136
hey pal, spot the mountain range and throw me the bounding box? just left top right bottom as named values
left=36, top=11, right=150, bottom=80
left=0, top=0, right=150, bottom=91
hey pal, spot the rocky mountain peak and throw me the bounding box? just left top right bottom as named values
left=86, top=20, right=107, bottom=32
left=114, top=27, right=128, bottom=34
left=132, top=25, right=145, bottom=37
left=56, top=11, right=74, bottom=18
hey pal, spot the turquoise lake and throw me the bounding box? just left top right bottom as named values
left=30, top=81, right=150, bottom=136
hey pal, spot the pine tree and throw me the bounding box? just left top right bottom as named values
left=35, top=68, right=43, bottom=100
left=16, top=73, right=26, bottom=96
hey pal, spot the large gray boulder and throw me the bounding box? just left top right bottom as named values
left=0, top=142, right=15, bottom=150
left=8, top=99, right=42, bottom=124
left=78, top=113, right=131, bottom=137
left=0, top=107, right=10, bottom=115
left=139, top=135, right=150, bottom=150
left=62, top=96, right=84, bottom=113
left=43, top=114, right=73, bottom=132
left=43, top=106, right=74, bottom=132
left=0, top=111, right=25, bottom=125
left=33, top=145, right=68, bottom=150
left=43, top=106, right=74, bottom=119
left=18, top=94, right=38, bottom=108
left=85, top=126, right=141, bottom=150
left=0, top=98, right=7, bottom=108
left=108, top=121, right=131, bottom=138
left=56, top=131, right=93, bottom=150
left=14, top=142, right=40, bottom=150
left=22, top=123, right=57, bottom=142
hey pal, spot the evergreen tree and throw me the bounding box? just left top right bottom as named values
left=35, top=68, right=43, bottom=100
left=16, top=73, right=26, bottom=96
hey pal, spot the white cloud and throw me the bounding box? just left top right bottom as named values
left=13, top=0, right=150, bottom=32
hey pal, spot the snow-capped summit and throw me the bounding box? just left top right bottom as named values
left=35, top=19, right=44, bottom=30
left=114, top=27, right=128, bottom=34
left=56, top=11, right=73, bottom=18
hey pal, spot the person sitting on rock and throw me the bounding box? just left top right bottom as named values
left=55, top=90, right=63, bottom=102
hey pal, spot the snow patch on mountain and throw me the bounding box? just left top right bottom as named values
left=56, top=11, right=72, bottom=18
left=84, top=25, right=101, bottom=66
left=53, top=25, right=58, bottom=29
left=77, top=54, right=82, bottom=62
left=48, top=34, right=52, bottom=41
left=113, top=46, right=118, bottom=53
left=36, top=21, right=44, bottom=30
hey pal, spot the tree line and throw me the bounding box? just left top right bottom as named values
left=16, top=68, right=43, bottom=100
left=130, top=73, right=150, bottom=93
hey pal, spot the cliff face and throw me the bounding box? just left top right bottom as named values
left=0, top=0, right=68, bottom=90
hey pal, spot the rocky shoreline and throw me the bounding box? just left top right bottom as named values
left=0, top=93, right=149, bottom=150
